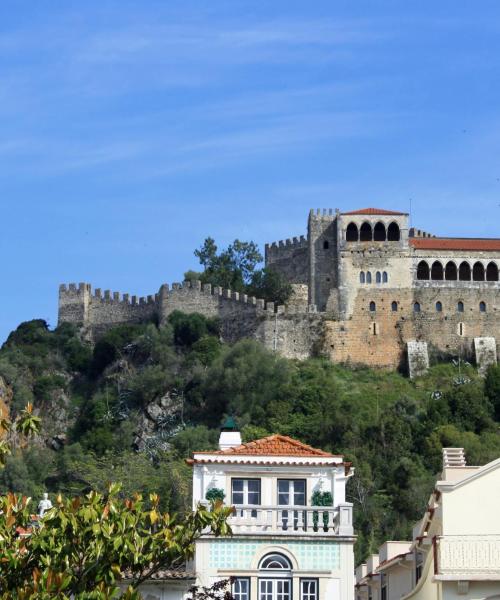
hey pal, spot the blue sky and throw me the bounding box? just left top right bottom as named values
left=2, top=1, right=500, bottom=341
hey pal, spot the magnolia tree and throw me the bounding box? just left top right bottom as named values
left=0, top=405, right=235, bottom=599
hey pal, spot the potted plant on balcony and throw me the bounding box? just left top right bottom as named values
left=206, top=487, right=225, bottom=504
left=311, top=491, right=333, bottom=532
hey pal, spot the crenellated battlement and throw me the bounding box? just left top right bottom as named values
left=265, top=235, right=308, bottom=252
left=309, top=208, right=339, bottom=219
left=161, top=279, right=284, bottom=313
left=59, top=283, right=159, bottom=306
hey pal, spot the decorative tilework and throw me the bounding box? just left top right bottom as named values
left=209, top=540, right=340, bottom=571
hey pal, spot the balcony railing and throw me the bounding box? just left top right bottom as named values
left=226, top=503, right=353, bottom=537
left=435, top=535, right=500, bottom=579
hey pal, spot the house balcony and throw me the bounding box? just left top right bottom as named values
left=435, top=535, right=500, bottom=580
left=226, top=503, right=353, bottom=537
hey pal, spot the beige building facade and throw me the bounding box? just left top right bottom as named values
left=355, top=448, right=500, bottom=600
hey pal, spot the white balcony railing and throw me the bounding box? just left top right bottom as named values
left=226, top=504, right=353, bottom=537
left=436, top=535, right=500, bottom=579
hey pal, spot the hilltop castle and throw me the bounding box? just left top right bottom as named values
left=58, top=207, right=500, bottom=375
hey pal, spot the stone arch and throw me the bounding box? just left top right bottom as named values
left=473, top=262, right=485, bottom=281
left=459, top=262, right=471, bottom=281
left=480, top=301, right=487, bottom=313
left=374, top=221, right=386, bottom=241
left=360, top=271, right=365, bottom=284
left=376, top=271, right=382, bottom=284
left=369, top=301, right=376, bottom=312
left=436, top=301, right=442, bottom=312
left=431, top=261, right=444, bottom=280
left=445, top=261, right=457, bottom=280
left=391, top=301, right=398, bottom=312
left=417, top=261, right=430, bottom=280
left=414, top=302, right=421, bottom=313
left=486, top=262, right=499, bottom=282
left=366, top=271, right=372, bottom=284
left=346, top=222, right=359, bottom=242
left=360, top=222, right=373, bottom=242
left=387, top=222, right=400, bottom=241
left=457, top=301, right=464, bottom=313
left=383, top=271, right=388, bottom=283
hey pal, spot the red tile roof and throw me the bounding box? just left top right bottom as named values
left=197, top=434, right=338, bottom=457
left=411, top=237, right=500, bottom=251
left=342, top=208, right=407, bottom=216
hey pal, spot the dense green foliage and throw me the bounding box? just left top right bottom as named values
left=0, top=485, right=232, bottom=599
left=1, top=317, right=499, bottom=564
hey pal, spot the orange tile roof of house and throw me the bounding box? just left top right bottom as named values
left=195, top=434, right=339, bottom=457
left=342, top=207, right=407, bottom=216
left=411, top=237, right=500, bottom=251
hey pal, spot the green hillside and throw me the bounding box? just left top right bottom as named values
left=1, top=315, right=499, bottom=563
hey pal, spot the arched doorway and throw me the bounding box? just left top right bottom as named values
left=387, top=222, right=400, bottom=241
left=360, top=222, right=372, bottom=242
left=258, top=553, right=292, bottom=600
left=373, top=222, right=386, bottom=241
left=417, top=261, right=430, bottom=280
left=346, top=222, right=358, bottom=242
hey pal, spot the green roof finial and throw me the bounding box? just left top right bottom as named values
left=221, top=416, right=238, bottom=431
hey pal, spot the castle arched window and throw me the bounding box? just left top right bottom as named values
left=457, top=301, right=464, bottom=313
left=473, top=262, right=485, bottom=281
left=486, top=262, right=499, bottom=282
left=391, top=301, right=398, bottom=312
left=366, top=271, right=372, bottom=284
left=431, top=261, right=444, bottom=280
left=323, top=240, right=329, bottom=250
left=346, top=222, right=359, bottom=242
left=259, top=554, right=292, bottom=570
left=480, top=301, right=487, bottom=313
left=436, top=301, right=442, bottom=312
left=360, top=271, right=365, bottom=284
left=369, top=301, right=376, bottom=312
left=383, top=271, right=388, bottom=283
left=459, top=262, right=471, bottom=281
left=374, top=222, right=386, bottom=241
left=376, top=271, right=382, bottom=284
left=387, top=222, right=400, bottom=241
left=414, top=302, right=421, bottom=313
left=360, top=222, right=373, bottom=242
left=445, top=262, right=457, bottom=280
left=417, top=261, right=430, bottom=280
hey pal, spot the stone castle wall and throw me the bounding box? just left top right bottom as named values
left=265, top=236, right=309, bottom=285
left=323, top=286, right=500, bottom=369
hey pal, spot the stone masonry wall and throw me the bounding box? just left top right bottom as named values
left=308, top=209, right=339, bottom=311
left=59, top=283, right=158, bottom=338
left=265, top=236, right=309, bottom=285
left=323, top=286, right=500, bottom=370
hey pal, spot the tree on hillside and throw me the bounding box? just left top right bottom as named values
left=189, top=237, right=292, bottom=304
left=194, top=237, right=262, bottom=291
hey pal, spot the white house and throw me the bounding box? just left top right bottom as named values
left=355, top=448, right=500, bottom=600
left=187, top=422, right=356, bottom=600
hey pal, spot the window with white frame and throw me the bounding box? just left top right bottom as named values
left=233, top=578, right=250, bottom=600
left=232, top=478, right=261, bottom=505
left=277, top=480, right=306, bottom=506
left=300, top=579, right=318, bottom=600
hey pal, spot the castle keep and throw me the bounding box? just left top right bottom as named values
left=58, top=207, right=500, bottom=374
